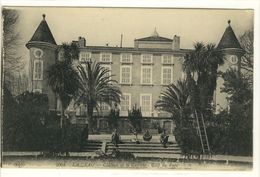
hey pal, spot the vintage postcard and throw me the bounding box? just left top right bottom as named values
left=0, top=3, right=258, bottom=177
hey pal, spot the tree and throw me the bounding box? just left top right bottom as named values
left=239, top=29, right=253, bottom=88
left=155, top=79, right=202, bottom=156
left=47, top=43, right=80, bottom=128
left=155, top=79, right=191, bottom=127
left=128, top=104, right=142, bottom=133
left=183, top=42, right=224, bottom=116
left=2, top=9, right=24, bottom=91
left=219, top=68, right=253, bottom=155
left=76, top=61, right=121, bottom=132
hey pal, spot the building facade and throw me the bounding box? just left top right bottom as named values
left=26, top=15, right=245, bottom=133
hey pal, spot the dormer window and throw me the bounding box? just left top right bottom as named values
left=141, top=54, right=153, bottom=64
left=100, top=52, right=112, bottom=63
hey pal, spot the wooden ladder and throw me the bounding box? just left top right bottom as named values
left=195, top=110, right=211, bottom=155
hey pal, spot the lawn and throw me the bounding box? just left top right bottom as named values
left=2, top=156, right=252, bottom=171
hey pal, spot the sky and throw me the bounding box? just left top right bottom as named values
left=7, top=7, right=254, bottom=73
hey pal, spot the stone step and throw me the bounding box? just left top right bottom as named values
left=83, top=141, right=102, bottom=144
left=106, top=143, right=179, bottom=147
left=82, top=141, right=103, bottom=152
left=106, top=146, right=180, bottom=151
left=82, top=149, right=100, bottom=152
left=82, top=146, right=101, bottom=149
left=106, top=149, right=182, bottom=154
left=106, top=141, right=177, bottom=144
left=83, top=144, right=102, bottom=147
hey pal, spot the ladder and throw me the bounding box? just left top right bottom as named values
left=195, top=110, right=211, bottom=155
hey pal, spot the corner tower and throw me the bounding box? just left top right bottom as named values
left=26, top=14, right=58, bottom=110
left=215, top=20, right=246, bottom=112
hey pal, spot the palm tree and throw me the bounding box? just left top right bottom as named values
left=47, top=43, right=80, bottom=128
left=155, top=79, right=191, bottom=127
left=183, top=42, right=224, bottom=113
left=76, top=61, right=121, bottom=132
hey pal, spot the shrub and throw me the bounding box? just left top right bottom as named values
left=174, top=126, right=201, bottom=155
left=3, top=91, right=82, bottom=153
left=108, top=108, right=120, bottom=131
left=41, top=121, right=82, bottom=154
left=207, top=110, right=253, bottom=156
left=3, top=91, right=49, bottom=151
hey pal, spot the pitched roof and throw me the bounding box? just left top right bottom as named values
left=136, top=36, right=173, bottom=42
left=217, top=20, right=242, bottom=50
left=135, top=28, right=173, bottom=42
left=29, top=14, right=56, bottom=45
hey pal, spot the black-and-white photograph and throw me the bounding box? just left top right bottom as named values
left=1, top=6, right=255, bottom=172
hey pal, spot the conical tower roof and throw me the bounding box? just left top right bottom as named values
left=217, top=20, right=242, bottom=50
left=29, top=14, right=56, bottom=45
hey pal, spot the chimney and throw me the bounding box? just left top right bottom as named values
left=172, top=35, right=180, bottom=50
left=78, top=36, right=86, bottom=47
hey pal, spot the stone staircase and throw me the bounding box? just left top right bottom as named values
left=106, top=142, right=181, bottom=154
left=81, top=140, right=181, bottom=155
left=81, top=140, right=103, bottom=152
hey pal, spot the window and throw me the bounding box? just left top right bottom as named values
left=33, top=48, right=43, bottom=58
left=141, top=66, right=152, bottom=84
left=101, top=65, right=112, bottom=78
left=100, top=52, right=112, bottom=63
left=100, top=102, right=110, bottom=111
left=161, top=55, right=173, bottom=64
left=230, top=55, right=238, bottom=64
left=33, top=60, right=43, bottom=80
left=120, top=66, right=132, bottom=84
left=140, top=94, right=152, bottom=114
left=141, top=54, right=153, bottom=64
left=161, top=67, right=173, bottom=85
left=80, top=52, right=91, bottom=62
left=121, top=93, right=131, bottom=111
left=121, top=53, right=132, bottom=63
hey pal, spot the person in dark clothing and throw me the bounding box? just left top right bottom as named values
left=160, top=129, right=169, bottom=148
left=132, top=129, right=140, bottom=144
left=80, top=124, right=89, bottom=150
left=111, top=128, right=121, bottom=147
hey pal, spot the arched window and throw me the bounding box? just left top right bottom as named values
left=33, top=60, right=43, bottom=80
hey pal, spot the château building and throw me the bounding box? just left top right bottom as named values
left=26, top=15, right=245, bottom=133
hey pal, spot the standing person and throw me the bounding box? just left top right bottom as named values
left=80, top=124, right=89, bottom=150
left=111, top=128, right=120, bottom=147
left=160, top=129, right=169, bottom=148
